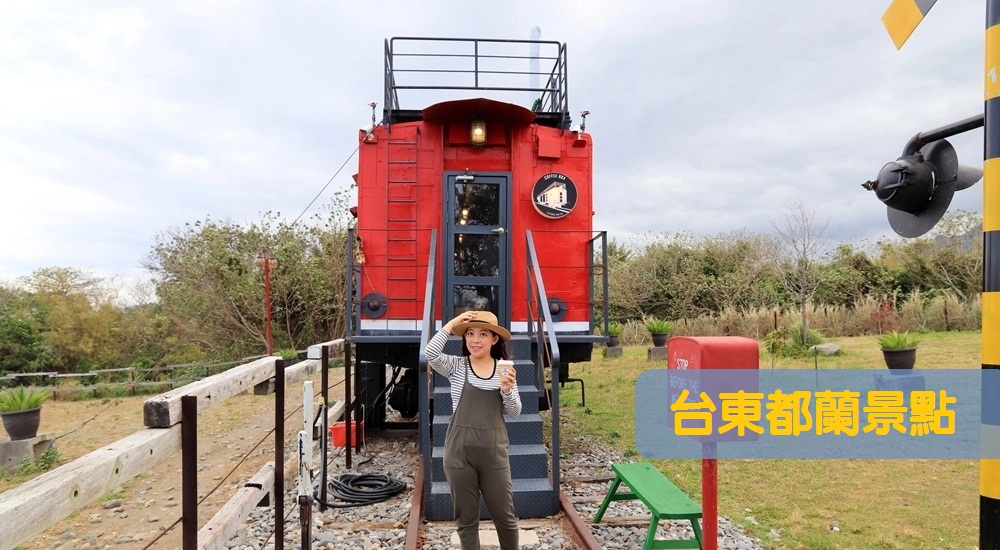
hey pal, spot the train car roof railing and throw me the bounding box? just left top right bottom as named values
left=383, top=36, right=570, bottom=130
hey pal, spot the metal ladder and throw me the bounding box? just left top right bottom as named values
left=385, top=126, right=420, bottom=310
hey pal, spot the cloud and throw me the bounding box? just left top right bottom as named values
left=0, top=0, right=990, bottom=285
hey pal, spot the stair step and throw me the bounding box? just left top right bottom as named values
left=432, top=359, right=538, bottom=385
left=429, top=444, right=549, bottom=482
left=425, top=478, right=558, bottom=521
left=432, top=413, right=542, bottom=446
left=432, top=384, right=541, bottom=415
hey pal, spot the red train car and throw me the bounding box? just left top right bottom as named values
left=346, top=37, right=608, bottom=519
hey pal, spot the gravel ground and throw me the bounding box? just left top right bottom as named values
left=224, top=433, right=767, bottom=549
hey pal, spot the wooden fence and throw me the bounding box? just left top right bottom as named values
left=0, top=340, right=345, bottom=550
left=0, top=358, right=265, bottom=399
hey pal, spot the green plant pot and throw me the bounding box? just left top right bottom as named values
left=651, top=334, right=668, bottom=347
left=607, top=336, right=620, bottom=348
left=1, top=407, right=42, bottom=440
left=881, top=347, right=917, bottom=374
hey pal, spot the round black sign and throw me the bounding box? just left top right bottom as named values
left=531, top=173, right=577, bottom=219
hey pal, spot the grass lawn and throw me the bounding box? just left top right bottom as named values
left=557, top=331, right=981, bottom=550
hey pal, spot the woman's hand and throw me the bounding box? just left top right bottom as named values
left=444, top=311, right=478, bottom=334
left=499, top=363, right=516, bottom=394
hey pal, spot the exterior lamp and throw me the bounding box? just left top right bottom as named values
left=470, top=120, right=487, bottom=145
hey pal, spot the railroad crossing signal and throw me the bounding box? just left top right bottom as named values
left=863, top=136, right=982, bottom=237
left=881, top=0, right=938, bottom=49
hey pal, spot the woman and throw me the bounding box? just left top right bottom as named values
left=426, top=310, right=521, bottom=550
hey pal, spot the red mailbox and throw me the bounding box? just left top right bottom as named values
left=666, top=336, right=759, bottom=550
left=667, top=336, right=760, bottom=443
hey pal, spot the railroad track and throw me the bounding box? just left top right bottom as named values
left=274, top=437, right=703, bottom=549
left=398, top=456, right=608, bottom=549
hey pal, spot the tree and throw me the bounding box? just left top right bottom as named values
left=23, top=267, right=100, bottom=298
left=0, top=286, right=51, bottom=374
left=605, top=230, right=785, bottom=323
left=144, top=204, right=351, bottom=360
left=698, top=231, right=783, bottom=312
left=771, top=199, right=832, bottom=345
left=16, top=267, right=124, bottom=372
left=604, top=237, right=658, bottom=321
left=637, top=232, right=709, bottom=320
left=877, top=210, right=982, bottom=302
left=814, top=244, right=895, bottom=307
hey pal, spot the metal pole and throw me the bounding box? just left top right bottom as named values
left=983, top=3, right=1000, bottom=548
left=602, top=232, right=609, bottom=335
left=258, top=250, right=276, bottom=356
left=702, top=442, right=718, bottom=550
left=298, top=430, right=312, bottom=550
left=902, top=114, right=984, bottom=155
left=345, top=339, right=353, bottom=469
left=275, top=358, right=285, bottom=550
left=264, top=255, right=274, bottom=356
left=181, top=396, right=198, bottom=549
left=320, top=345, right=330, bottom=510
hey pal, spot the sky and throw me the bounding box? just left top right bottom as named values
left=0, top=1, right=989, bottom=295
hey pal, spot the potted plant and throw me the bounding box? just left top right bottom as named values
left=605, top=322, right=623, bottom=347
left=645, top=318, right=673, bottom=347
left=0, top=386, right=49, bottom=440
left=876, top=331, right=920, bottom=374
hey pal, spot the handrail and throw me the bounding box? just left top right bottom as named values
left=416, top=229, right=438, bottom=503
left=346, top=228, right=358, bottom=337
left=525, top=229, right=562, bottom=503
left=383, top=37, right=570, bottom=130
left=587, top=231, right=610, bottom=338
left=384, top=39, right=401, bottom=116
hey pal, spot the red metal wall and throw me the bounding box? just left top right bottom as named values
left=355, top=101, right=593, bottom=327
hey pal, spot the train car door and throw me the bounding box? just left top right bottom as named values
left=443, top=172, right=511, bottom=329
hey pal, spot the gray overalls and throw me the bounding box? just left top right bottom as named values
left=443, top=359, right=519, bottom=549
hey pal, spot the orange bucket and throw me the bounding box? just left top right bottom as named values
left=330, top=421, right=363, bottom=447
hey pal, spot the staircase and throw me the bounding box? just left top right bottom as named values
left=423, top=335, right=559, bottom=520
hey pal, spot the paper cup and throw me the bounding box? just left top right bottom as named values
left=497, top=359, right=514, bottom=377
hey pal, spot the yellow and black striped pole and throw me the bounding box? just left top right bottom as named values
left=985, top=3, right=1000, bottom=547
left=882, top=1, right=1000, bottom=544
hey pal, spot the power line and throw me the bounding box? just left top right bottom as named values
left=291, top=145, right=360, bottom=226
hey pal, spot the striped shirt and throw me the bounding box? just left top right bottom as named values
left=426, top=328, right=521, bottom=417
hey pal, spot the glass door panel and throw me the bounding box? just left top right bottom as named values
left=444, top=174, right=509, bottom=326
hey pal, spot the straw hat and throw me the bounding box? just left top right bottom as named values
left=452, top=311, right=511, bottom=342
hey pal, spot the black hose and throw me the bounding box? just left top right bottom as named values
left=314, top=473, right=407, bottom=508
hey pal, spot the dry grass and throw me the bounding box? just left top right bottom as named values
left=557, top=331, right=982, bottom=549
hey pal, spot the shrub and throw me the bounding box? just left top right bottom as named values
left=778, top=322, right=825, bottom=357
left=764, top=326, right=788, bottom=357
left=0, top=386, right=49, bottom=412
left=876, top=331, right=920, bottom=350
left=645, top=318, right=673, bottom=335
left=619, top=320, right=649, bottom=345
left=606, top=322, right=623, bottom=337
left=788, top=322, right=823, bottom=348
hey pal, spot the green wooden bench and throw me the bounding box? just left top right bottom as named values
left=593, top=462, right=703, bottom=550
